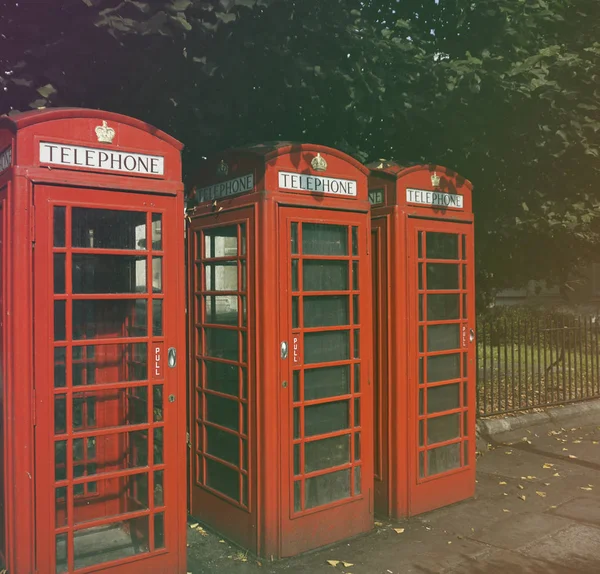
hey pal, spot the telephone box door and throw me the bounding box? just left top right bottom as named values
left=279, top=208, right=373, bottom=557
left=33, top=185, right=183, bottom=573
left=407, top=219, right=476, bottom=515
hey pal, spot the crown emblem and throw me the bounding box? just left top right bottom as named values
left=95, top=120, right=115, bottom=144
left=216, top=159, right=229, bottom=177
left=311, top=153, right=327, bottom=172
left=431, top=171, right=441, bottom=187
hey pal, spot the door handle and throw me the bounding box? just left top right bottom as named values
left=168, top=347, right=177, bottom=368
left=280, top=341, right=288, bottom=360
left=469, top=329, right=475, bottom=343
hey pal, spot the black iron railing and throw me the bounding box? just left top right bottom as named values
left=477, top=314, right=600, bottom=416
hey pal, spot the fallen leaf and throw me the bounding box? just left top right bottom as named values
left=543, top=463, right=554, bottom=469
left=499, top=481, right=507, bottom=485
left=519, top=495, right=526, bottom=501
left=394, top=528, right=405, bottom=534
left=573, top=440, right=582, bottom=444
left=189, top=523, right=199, bottom=529
left=447, top=541, right=452, bottom=545
left=342, top=562, right=354, bottom=567
left=503, top=509, right=510, bottom=512
left=326, top=560, right=340, bottom=567
left=569, top=455, right=578, bottom=459
left=518, top=484, right=524, bottom=490
left=550, top=505, right=557, bottom=509
left=553, top=472, right=560, bottom=477
left=527, top=476, right=536, bottom=479
left=580, top=487, right=593, bottom=491
left=593, top=441, right=599, bottom=445
left=505, top=451, right=513, bottom=455
left=503, top=493, right=508, bottom=496
left=536, top=491, right=546, bottom=497
left=374, top=521, right=383, bottom=526
left=425, top=526, right=431, bottom=530
left=219, top=540, right=226, bottom=544
left=544, top=483, right=550, bottom=486
left=562, top=448, right=569, bottom=451
left=589, top=484, right=594, bottom=487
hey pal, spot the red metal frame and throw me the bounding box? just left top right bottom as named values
left=0, top=109, right=186, bottom=574
left=187, top=143, right=373, bottom=558
left=369, top=162, right=476, bottom=518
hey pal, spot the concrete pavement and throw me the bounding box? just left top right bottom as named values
left=187, top=420, right=600, bottom=573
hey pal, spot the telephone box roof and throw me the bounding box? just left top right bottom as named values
left=367, top=159, right=473, bottom=190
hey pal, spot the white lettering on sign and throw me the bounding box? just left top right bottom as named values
left=39, top=142, right=164, bottom=176
left=369, top=188, right=384, bottom=205
left=279, top=172, right=357, bottom=196
left=196, top=173, right=254, bottom=203
left=0, top=147, right=11, bottom=173
left=406, top=188, right=463, bottom=209
left=293, top=336, right=300, bottom=364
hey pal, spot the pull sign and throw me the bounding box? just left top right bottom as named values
left=292, top=335, right=301, bottom=365
left=153, top=343, right=164, bottom=379
left=462, top=325, right=467, bottom=348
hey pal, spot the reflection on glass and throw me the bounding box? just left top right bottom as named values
left=72, top=254, right=147, bottom=294
left=54, top=206, right=66, bottom=248
left=206, top=425, right=239, bottom=466
left=55, top=395, right=66, bottom=434
left=428, top=324, right=460, bottom=352
left=305, top=435, right=350, bottom=472
left=55, top=487, right=67, bottom=528
left=152, top=213, right=162, bottom=250
left=54, top=347, right=67, bottom=388
left=304, top=365, right=350, bottom=400
left=427, top=413, right=460, bottom=445
left=72, top=208, right=147, bottom=250
left=304, top=331, right=350, bottom=364
left=152, top=257, right=162, bottom=293
left=426, top=264, right=459, bottom=290
left=205, top=394, right=239, bottom=431
left=206, top=458, right=239, bottom=502
left=354, top=465, right=361, bottom=495
left=155, top=513, right=165, bottom=549
left=56, top=533, right=68, bottom=574
left=72, top=300, right=147, bottom=340
left=304, top=296, right=348, bottom=327
left=294, top=481, right=302, bottom=512
left=205, top=262, right=237, bottom=291
left=153, top=385, right=163, bottom=422
left=427, top=384, right=460, bottom=414
left=427, top=353, right=460, bottom=383
left=428, top=442, right=460, bottom=475
left=302, top=223, right=348, bottom=255
left=205, top=327, right=238, bottom=361
left=303, top=260, right=348, bottom=291
left=305, top=469, right=350, bottom=509
left=426, top=232, right=459, bottom=260
left=72, top=343, right=147, bottom=385
left=154, top=427, right=164, bottom=464
left=304, top=400, right=349, bottom=436
left=153, top=299, right=163, bottom=336
left=204, top=360, right=238, bottom=396
left=427, top=294, right=460, bottom=321
left=54, top=253, right=66, bottom=294
left=55, top=440, right=67, bottom=481
left=204, top=295, right=238, bottom=325
left=204, top=225, right=238, bottom=258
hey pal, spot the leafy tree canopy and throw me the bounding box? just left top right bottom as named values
left=1, top=0, right=599, bottom=303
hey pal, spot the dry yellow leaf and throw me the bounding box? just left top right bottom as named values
left=447, top=541, right=452, bottom=545
left=189, top=523, right=199, bottom=529
left=394, top=528, right=405, bottom=534
left=219, top=540, right=226, bottom=544
left=580, top=487, right=593, bottom=491
left=499, top=481, right=507, bottom=485
left=553, top=472, right=560, bottom=477
left=543, top=463, right=554, bottom=469
left=527, top=476, right=536, bottom=479
left=342, top=562, right=354, bottom=567
left=573, top=440, right=582, bottom=444
left=569, top=455, right=578, bottom=459
left=592, top=441, right=599, bottom=445
left=374, top=521, right=383, bottom=526
left=550, top=505, right=557, bottom=509
left=536, top=491, right=546, bottom=497
left=326, top=560, right=340, bottom=567
left=502, top=509, right=510, bottom=512
left=544, top=483, right=550, bottom=486
left=562, top=448, right=569, bottom=451
left=503, top=493, right=508, bottom=496
left=505, top=451, right=513, bottom=455
left=519, top=495, right=526, bottom=501
left=518, top=484, right=524, bottom=490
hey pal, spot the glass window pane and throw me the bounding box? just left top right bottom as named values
left=427, top=353, right=460, bottom=383
left=72, top=300, right=147, bottom=340
left=353, top=295, right=359, bottom=325
left=72, top=343, right=147, bottom=385
left=292, top=297, right=299, bottom=329
left=426, top=264, right=459, bottom=290
left=71, top=387, right=147, bottom=430
left=352, top=227, right=358, bottom=256
left=427, top=413, right=460, bottom=445
left=293, top=371, right=300, bottom=402
left=152, top=213, right=162, bottom=250
left=305, top=435, right=350, bottom=472
left=204, top=295, right=238, bottom=325
left=205, top=394, right=239, bottom=431
left=205, top=262, right=237, bottom=291
left=206, top=458, right=239, bottom=502
left=428, top=324, right=460, bottom=352
left=304, top=400, right=349, bottom=436
left=352, top=261, right=358, bottom=290
left=55, top=395, right=66, bottom=434
left=204, top=225, right=238, bottom=258
left=304, top=331, right=350, bottom=364
left=427, top=294, right=459, bottom=321
left=203, top=360, right=239, bottom=396
left=305, top=469, right=350, bottom=509
left=72, top=208, right=147, bottom=250
left=303, top=260, right=348, bottom=291
left=54, top=206, right=66, bottom=248
left=206, top=425, right=239, bottom=466
left=427, top=383, right=460, bottom=414
left=302, top=223, right=348, bottom=255
left=154, top=427, right=163, bottom=464
left=153, top=299, right=163, bottom=336
left=292, top=259, right=299, bottom=291
left=154, top=513, right=165, bottom=549
left=426, top=232, right=459, bottom=260
left=304, top=365, right=350, bottom=400
left=428, top=443, right=460, bottom=475
left=354, top=465, right=361, bottom=495
left=54, top=253, right=65, bottom=294
left=73, top=517, right=149, bottom=569
left=72, top=254, right=147, bottom=294
left=304, top=296, right=349, bottom=327
left=291, top=222, right=298, bottom=254
left=294, top=481, right=302, bottom=512
left=205, top=327, right=238, bottom=361
left=54, top=300, right=66, bottom=341
left=54, top=347, right=66, bottom=388
left=153, top=385, right=163, bottom=422
left=152, top=257, right=162, bottom=293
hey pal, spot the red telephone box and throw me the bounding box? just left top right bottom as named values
left=0, top=108, right=187, bottom=573
left=368, top=161, right=476, bottom=518
left=187, top=143, right=373, bottom=558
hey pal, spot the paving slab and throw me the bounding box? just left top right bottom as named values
left=552, top=496, right=600, bottom=525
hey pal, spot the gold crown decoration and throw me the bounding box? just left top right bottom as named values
left=431, top=171, right=441, bottom=187
left=216, top=159, right=229, bottom=177
left=95, top=120, right=115, bottom=144
left=311, top=152, right=327, bottom=172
